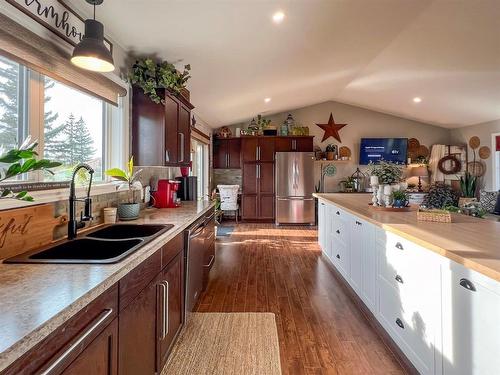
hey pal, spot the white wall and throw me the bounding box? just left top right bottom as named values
left=228, top=100, right=451, bottom=192
left=449, top=120, right=500, bottom=191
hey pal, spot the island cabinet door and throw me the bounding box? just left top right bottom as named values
left=157, top=251, right=185, bottom=371
left=442, top=261, right=500, bottom=375
left=318, top=200, right=327, bottom=252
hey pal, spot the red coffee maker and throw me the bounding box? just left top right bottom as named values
left=153, top=180, right=181, bottom=208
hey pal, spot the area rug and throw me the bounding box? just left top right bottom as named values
left=216, top=225, right=235, bottom=237
left=162, top=313, right=282, bottom=375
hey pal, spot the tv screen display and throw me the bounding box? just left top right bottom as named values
left=359, top=138, right=408, bottom=165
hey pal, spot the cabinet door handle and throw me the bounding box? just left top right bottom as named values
left=336, top=211, right=340, bottom=215
left=395, top=318, right=405, bottom=329
left=355, top=221, right=362, bottom=226
left=204, top=254, right=215, bottom=268
left=165, top=150, right=170, bottom=162
left=178, top=132, right=185, bottom=162
left=459, top=278, right=476, bottom=292
left=395, top=275, right=404, bottom=284
left=39, top=309, right=114, bottom=375
left=336, top=229, right=340, bottom=234
left=395, top=242, right=404, bottom=250
left=226, top=154, right=229, bottom=168
left=160, top=281, right=169, bottom=339
left=336, top=254, right=341, bottom=259
left=321, top=203, right=325, bottom=206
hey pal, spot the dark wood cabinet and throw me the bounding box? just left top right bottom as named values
left=61, top=319, right=118, bottom=375
left=119, top=278, right=158, bottom=375
left=242, top=161, right=275, bottom=221
left=132, top=87, right=194, bottom=167
left=241, top=137, right=275, bottom=163
left=157, top=251, right=184, bottom=371
left=213, top=138, right=241, bottom=169
left=274, top=136, right=313, bottom=152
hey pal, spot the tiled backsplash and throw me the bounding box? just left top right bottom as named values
left=53, top=189, right=141, bottom=239
left=212, top=169, right=242, bottom=189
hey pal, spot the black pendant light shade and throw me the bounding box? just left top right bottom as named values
left=71, top=1, right=114, bottom=72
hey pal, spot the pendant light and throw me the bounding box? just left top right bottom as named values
left=71, top=0, right=114, bottom=72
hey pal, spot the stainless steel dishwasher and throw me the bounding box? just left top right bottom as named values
left=185, top=211, right=215, bottom=317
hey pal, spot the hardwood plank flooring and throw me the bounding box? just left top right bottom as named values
left=196, top=224, right=406, bottom=375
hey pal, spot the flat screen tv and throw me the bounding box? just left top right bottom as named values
left=359, top=138, right=408, bottom=165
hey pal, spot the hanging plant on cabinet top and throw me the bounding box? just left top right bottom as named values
left=128, top=58, right=191, bottom=104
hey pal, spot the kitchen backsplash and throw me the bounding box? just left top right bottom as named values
left=212, top=169, right=242, bottom=189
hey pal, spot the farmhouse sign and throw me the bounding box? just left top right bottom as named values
left=0, top=204, right=67, bottom=260
left=5, top=0, right=113, bottom=53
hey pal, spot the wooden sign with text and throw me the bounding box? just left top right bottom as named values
left=0, top=204, right=67, bottom=260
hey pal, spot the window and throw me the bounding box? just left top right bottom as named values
left=0, top=55, right=28, bottom=152
left=191, top=138, right=209, bottom=200
left=43, top=78, right=105, bottom=181
left=0, top=54, right=116, bottom=185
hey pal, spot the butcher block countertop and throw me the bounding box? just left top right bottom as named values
left=0, top=201, right=215, bottom=373
left=314, top=193, right=500, bottom=282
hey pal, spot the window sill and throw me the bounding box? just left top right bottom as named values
left=0, top=183, right=119, bottom=211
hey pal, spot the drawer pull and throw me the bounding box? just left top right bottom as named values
left=336, top=254, right=341, bottom=259
left=355, top=221, right=362, bottom=226
left=395, top=242, right=404, bottom=250
left=459, top=278, right=476, bottom=292
left=395, top=318, right=405, bottom=329
left=336, top=211, right=340, bottom=215
left=395, top=275, right=404, bottom=284
left=336, top=229, right=340, bottom=234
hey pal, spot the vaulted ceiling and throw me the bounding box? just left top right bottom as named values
left=68, top=0, right=500, bottom=129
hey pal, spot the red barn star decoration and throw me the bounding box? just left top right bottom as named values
left=316, top=113, right=347, bottom=143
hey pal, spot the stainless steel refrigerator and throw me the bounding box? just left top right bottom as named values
left=275, top=152, right=316, bottom=225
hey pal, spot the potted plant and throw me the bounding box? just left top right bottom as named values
left=106, top=156, right=143, bottom=220
left=391, top=190, right=409, bottom=208
left=421, top=183, right=459, bottom=209
left=367, top=160, right=404, bottom=185
left=458, top=171, right=477, bottom=207
left=0, top=137, right=61, bottom=201
left=325, top=144, right=337, bottom=160
left=128, top=58, right=191, bottom=104
left=340, top=176, right=356, bottom=192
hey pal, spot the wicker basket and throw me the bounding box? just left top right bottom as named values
left=417, top=209, right=452, bottom=223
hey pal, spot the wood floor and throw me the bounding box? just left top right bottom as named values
left=196, top=224, right=406, bottom=375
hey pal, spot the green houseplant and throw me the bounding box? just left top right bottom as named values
left=422, top=183, right=459, bottom=209
left=391, top=190, right=409, bottom=208
left=367, top=160, right=404, bottom=185
left=0, top=137, right=61, bottom=201
left=458, top=171, right=477, bottom=207
left=128, top=58, right=191, bottom=104
left=106, top=156, right=143, bottom=220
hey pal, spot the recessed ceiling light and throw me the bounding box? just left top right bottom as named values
left=272, top=11, right=285, bottom=24
left=264, top=97, right=272, bottom=103
left=413, top=97, right=422, bottom=103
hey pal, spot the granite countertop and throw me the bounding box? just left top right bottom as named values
left=0, top=200, right=215, bottom=372
left=314, top=193, right=500, bottom=282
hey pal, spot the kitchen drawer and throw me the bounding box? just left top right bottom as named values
left=379, top=231, right=441, bottom=290
left=332, top=240, right=350, bottom=279
left=378, top=277, right=436, bottom=375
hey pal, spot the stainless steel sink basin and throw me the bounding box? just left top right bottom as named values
left=4, top=238, right=144, bottom=264
left=86, top=224, right=173, bottom=240
left=4, top=224, right=174, bottom=264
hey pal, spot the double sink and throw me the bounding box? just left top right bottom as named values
left=5, top=224, right=174, bottom=264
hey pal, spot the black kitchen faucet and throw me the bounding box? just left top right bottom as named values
left=68, top=163, right=94, bottom=240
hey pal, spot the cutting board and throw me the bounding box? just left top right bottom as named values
left=0, top=204, right=67, bottom=260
